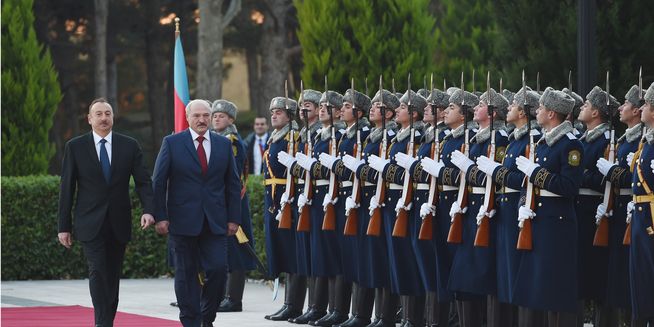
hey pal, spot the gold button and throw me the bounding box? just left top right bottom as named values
left=538, top=203, right=542, bottom=207
left=417, top=197, right=420, bottom=201
left=388, top=197, right=392, bottom=201
left=471, top=201, right=475, bottom=205
left=444, top=196, right=448, bottom=200
left=632, top=182, right=634, bottom=187
left=638, top=182, right=642, bottom=187
left=536, top=158, right=539, bottom=161
left=365, top=193, right=369, bottom=197
left=543, top=157, right=547, bottom=161
left=639, top=207, right=643, bottom=212
left=559, top=216, right=563, bottom=220
left=316, top=190, right=320, bottom=194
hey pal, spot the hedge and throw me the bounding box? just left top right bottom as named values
left=1, top=175, right=266, bottom=280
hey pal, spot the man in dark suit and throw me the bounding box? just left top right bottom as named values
left=244, top=116, right=269, bottom=175
left=152, top=99, right=241, bottom=327
left=58, top=98, right=155, bottom=327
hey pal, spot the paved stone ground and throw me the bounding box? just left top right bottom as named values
left=1, top=278, right=290, bottom=326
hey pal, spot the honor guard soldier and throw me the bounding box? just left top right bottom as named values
left=290, top=88, right=323, bottom=324
left=319, top=87, right=372, bottom=327
left=394, top=86, right=451, bottom=327
left=563, top=88, right=585, bottom=136
left=576, top=85, right=619, bottom=322
left=263, top=96, right=305, bottom=321
left=279, top=90, right=347, bottom=326
left=627, top=82, right=654, bottom=326
left=595, top=84, right=645, bottom=325
left=476, top=85, right=542, bottom=326
left=421, top=87, right=478, bottom=327
left=210, top=100, right=257, bottom=313
left=367, top=87, right=427, bottom=326
left=448, top=85, right=510, bottom=327
left=342, top=88, right=399, bottom=327
left=513, top=87, right=583, bottom=326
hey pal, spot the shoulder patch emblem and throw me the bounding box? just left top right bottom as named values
left=495, top=146, right=506, bottom=162
left=568, top=149, right=581, bottom=166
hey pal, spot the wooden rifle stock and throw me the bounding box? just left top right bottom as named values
left=368, top=140, right=387, bottom=236
left=392, top=141, right=415, bottom=238
left=344, top=142, right=360, bottom=236
left=419, top=141, right=439, bottom=240
left=447, top=140, right=468, bottom=244
left=474, top=126, right=496, bottom=247
left=517, top=141, right=534, bottom=250
left=623, top=223, right=631, bottom=245
left=322, top=139, right=338, bottom=231
left=593, top=130, right=615, bottom=247
left=278, top=130, right=296, bottom=229
left=297, top=142, right=313, bottom=232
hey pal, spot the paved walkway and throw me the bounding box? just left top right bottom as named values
left=1, top=278, right=287, bottom=326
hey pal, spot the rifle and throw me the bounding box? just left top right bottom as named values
left=517, top=70, right=535, bottom=250
left=474, top=72, right=496, bottom=247
left=368, top=75, right=387, bottom=236
left=419, top=73, right=438, bottom=240
left=344, top=78, right=362, bottom=236
left=594, top=71, right=614, bottom=246
left=297, top=81, right=313, bottom=232
left=447, top=72, right=469, bottom=244
left=323, top=76, right=338, bottom=230
left=278, top=80, right=296, bottom=229
left=393, top=74, right=415, bottom=237
left=624, top=66, right=644, bottom=245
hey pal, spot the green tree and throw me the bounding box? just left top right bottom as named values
left=295, top=0, right=436, bottom=94
left=432, top=0, right=498, bottom=92
left=2, top=0, right=62, bottom=176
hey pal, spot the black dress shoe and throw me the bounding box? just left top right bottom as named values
left=364, top=318, right=381, bottom=327
left=291, top=308, right=327, bottom=324
left=309, top=311, right=349, bottom=326
left=265, top=304, right=288, bottom=320
left=337, top=315, right=371, bottom=327
left=268, top=306, right=302, bottom=321
left=217, top=298, right=242, bottom=312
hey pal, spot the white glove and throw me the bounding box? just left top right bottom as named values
left=476, top=205, right=496, bottom=225
left=297, top=193, right=309, bottom=211
left=595, top=203, right=612, bottom=225
left=344, top=196, right=359, bottom=216
left=277, top=151, right=296, bottom=168
left=280, top=191, right=290, bottom=205
left=626, top=152, right=635, bottom=166
left=322, top=193, right=337, bottom=211
left=517, top=205, right=536, bottom=228
left=451, top=150, right=474, bottom=172
left=368, top=195, right=383, bottom=216
left=368, top=154, right=390, bottom=172
left=449, top=201, right=466, bottom=222
left=626, top=201, right=635, bottom=224
left=394, top=199, right=412, bottom=214
left=651, top=159, right=654, bottom=173
left=295, top=152, right=317, bottom=170
left=319, top=153, right=338, bottom=171
left=421, top=157, right=445, bottom=177
left=395, top=152, right=417, bottom=170
left=596, top=158, right=616, bottom=177
left=476, top=155, right=501, bottom=175
left=343, top=154, right=364, bottom=172
left=516, top=156, right=540, bottom=178
left=419, top=203, right=435, bottom=219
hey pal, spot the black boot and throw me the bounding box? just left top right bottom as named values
left=217, top=298, right=242, bottom=312
left=266, top=273, right=303, bottom=321
left=338, top=286, right=374, bottom=327
left=293, top=277, right=329, bottom=324
left=310, top=310, right=349, bottom=326
left=292, top=307, right=328, bottom=324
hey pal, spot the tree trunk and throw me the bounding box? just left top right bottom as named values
left=145, top=0, right=170, bottom=152
left=94, top=0, right=108, bottom=98
left=258, top=0, right=289, bottom=117
left=246, top=47, right=262, bottom=114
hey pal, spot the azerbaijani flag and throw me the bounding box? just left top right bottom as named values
left=173, top=29, right=190, bottom=133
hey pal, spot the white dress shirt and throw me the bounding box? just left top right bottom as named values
left=92, top=130, right=112, bottom=164
left=253, top=133, right=268, bottom=175
left=189, top=129, right=211, bottom=163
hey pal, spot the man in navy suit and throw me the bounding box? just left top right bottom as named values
left=152, top=99, right=241, bottom=327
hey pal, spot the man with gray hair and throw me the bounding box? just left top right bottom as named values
left=153, top=99, right=242, bottom=327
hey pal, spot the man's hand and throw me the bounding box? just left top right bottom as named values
left=227, top=222, right=239, bottom=236
left=58, top=232, right=72, bottom=249
left=140, top=213, right=155, bottom=230
left=155, top=220, right=169, bottom=235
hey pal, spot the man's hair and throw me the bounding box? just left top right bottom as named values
left=89, top=97, right=112, bottom=113
left=254, top=116, right=268, bottom=123
left=185, top=99, right=211, bottom=115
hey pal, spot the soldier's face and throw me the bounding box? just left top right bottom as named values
left=423, top=104, right=434, bottom=124
left=618, top=101, right=639, bottom=124
left=369, top=102, right=382, bottom=123
left=186, top=103, right=211, bottom=135
left=506, top=103, right=522, bottom=124
left=270, top=108, right=289, bottom=129
left=641, top=102, right=654, bottom=126
left=473, top=102, right=491, bottom=124
left=319, top=103, right=330, bottom=123
left=445, top=103, right=463, bottom=128
left=535, top=104, right=551, bottom=127
left=341, top=102, right=357, bottom=123
left=578, top=101, right=595, bottom=122
left=395, top=103, right=410, bottom=126
left=211, top=112, right=232, bottom=132
left=301, top=102, right=318, bottom=122
left=88, top=102, right=114, bottom=135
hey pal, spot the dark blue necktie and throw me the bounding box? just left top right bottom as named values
left=99, top=139, right=111, bottom=183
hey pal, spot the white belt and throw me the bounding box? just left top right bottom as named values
left=501, top=187, right=520, bottom=194
left=362, top=182, right=375, bottom=187
left=297, top=179, right=305, bottom=185
left=388, top=183, right=403, bottom=190
left=315, top=179, right=330, bottom=186
left=619, top=188, right=632, bottom=196
left=539, top=189, right=561, bottom=197
left=416, top=183, right=430, bottom=190
left=440, top=185, right=458, bottom=191
left=471, top=187, right=486, bottom=194
left=341, top=181, right=353, bottom=187
left=579, top=188, right=602, bottom=196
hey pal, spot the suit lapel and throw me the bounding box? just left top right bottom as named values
left=208, top=132, right=218, bottom=172
left=109, top=133, right=119, bottom=184
left=183, top=129, right=202, bottom=168
left=86, top=133, right=107, bottom=184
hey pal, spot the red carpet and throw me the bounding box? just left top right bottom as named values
left=1, top=305, right=181, bottom=326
